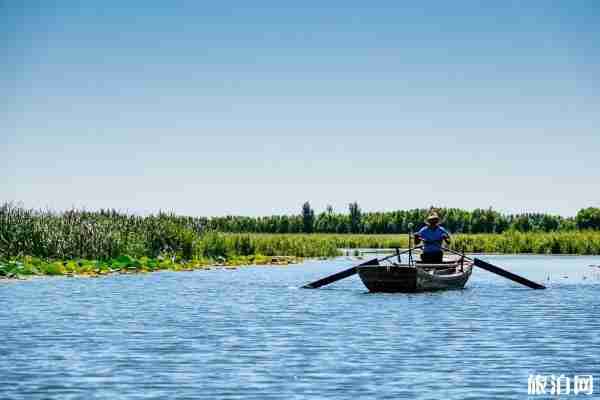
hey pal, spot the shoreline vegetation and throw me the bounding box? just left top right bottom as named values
left=1, top=203, right=600, bottom=279
left=0, top=254, right=303, bottom=280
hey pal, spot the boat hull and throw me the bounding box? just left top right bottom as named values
left=357, top=262, right=472, bottom=293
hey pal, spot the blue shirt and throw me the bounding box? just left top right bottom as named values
left=417, top=225, right=450, bottom=253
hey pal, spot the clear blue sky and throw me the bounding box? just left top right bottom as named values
left=2, top=1, right=599, bottom=216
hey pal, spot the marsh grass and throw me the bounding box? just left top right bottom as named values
left=2, top=203, right=599, bottom=279
left=238, top=232, right=600, bottom=255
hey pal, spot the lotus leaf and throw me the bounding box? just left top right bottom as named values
left=115, top=255, right=133, bottom=265
left=43, top=262, right=65, bottom=276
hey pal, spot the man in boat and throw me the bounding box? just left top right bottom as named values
left=414, top=211, right=451, bottom=263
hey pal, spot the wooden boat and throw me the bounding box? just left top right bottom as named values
left=302, top=245, right=545, bottom=291
left=357, top=256, right=473, bottom=293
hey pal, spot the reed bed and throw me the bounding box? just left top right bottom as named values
left=2, top=203, right=599, bottom=279
left=0, top=203, right=206, bottom=260
left=451, top=231, right=600, bottom=255
left=238, top=232, right=600, bottom=255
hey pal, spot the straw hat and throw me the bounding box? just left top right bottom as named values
left=425, top=211, right=441, bottom=222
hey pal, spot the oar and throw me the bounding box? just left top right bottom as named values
left=301, top=258, right=379, bottom=289
left=302, top=246, right=422, bottom=289
left=442, top=246, right=546, bottom=289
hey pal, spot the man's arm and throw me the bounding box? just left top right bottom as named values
left=441, top=227, right=451, bottom=244
left=414, top=233, right=422, bottom=244
left=414, top=227, right=425, bottom=244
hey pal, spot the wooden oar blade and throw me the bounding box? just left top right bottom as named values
left=302, top=258, right=379, bottom=289
left=474, top=258, right=546, bottom=289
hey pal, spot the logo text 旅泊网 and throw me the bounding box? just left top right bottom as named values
left=528, top=374, right=594, bottom=396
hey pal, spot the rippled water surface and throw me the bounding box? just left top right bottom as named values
left=1, top=255, right=600, bottom=399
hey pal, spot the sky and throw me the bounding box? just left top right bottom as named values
left=2, top=1, right=599, bottom=217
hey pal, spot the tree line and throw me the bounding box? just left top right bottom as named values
left=206, top=203, right=600, bottom=234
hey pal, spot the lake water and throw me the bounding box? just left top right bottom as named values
left=1, top=255, right=599, bottom=399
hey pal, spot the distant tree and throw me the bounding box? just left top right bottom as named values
left=511, top=214, right=533, bottom=232
left=301, top=201, right=315, bottom=233
left=336, top=214, right=350, bottom=233
left=559, top=217, right=577, bottom=231
left=576, top=207, right=600, bottom=230
left=539, top=214, right=560, bottom=232
left=278, top=215, right=290, bottom=233
left=470, top=209, right=487, bottom=233
left=315, top=205, right=335, bottom=233
left=349, top=202, right=362, bottom=233
left=198, top=205, right=584, bottom=234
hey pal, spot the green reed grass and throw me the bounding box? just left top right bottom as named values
left=239, top=232, right=600, bottom=255
left=2, top=203, right=599, bottom=279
